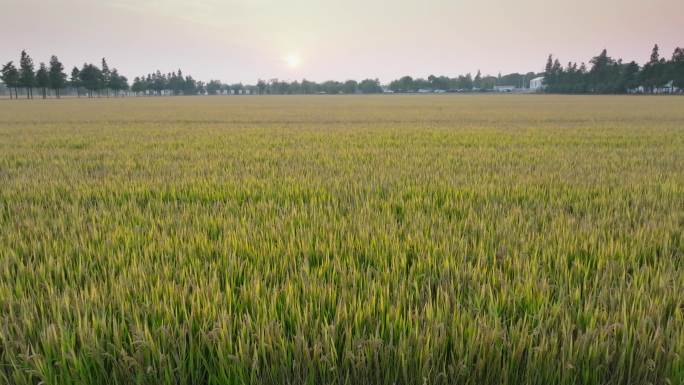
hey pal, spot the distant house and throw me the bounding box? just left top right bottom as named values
left=493, top=85, right=516, bottom=92
left=658, top=81, right=677, bottom=94
left=529, top=76, right=545, bottom=91
left=629, top=81, right=680, bottom=94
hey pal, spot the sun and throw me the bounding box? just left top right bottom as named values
left=284, top=53, right=301, bottom=69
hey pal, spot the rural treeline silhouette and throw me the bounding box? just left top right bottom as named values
left=2, top=45, right=683, bottom=99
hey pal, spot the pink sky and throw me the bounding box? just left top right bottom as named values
left=2, top=0, right=682, bottom=83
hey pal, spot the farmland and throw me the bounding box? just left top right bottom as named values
left=1, top=95, right=683, bottom=384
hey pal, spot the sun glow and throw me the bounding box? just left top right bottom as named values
left=284, top=53, right=301, bottom=68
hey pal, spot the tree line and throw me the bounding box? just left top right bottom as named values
left=130, top=76, right=385, bottom=95
left=386, top=71, right=537, bottom=92
left=252, top=79, right=383, bottom=95
left=3, top=44, right=683, bottom=99
left=543, top=45, right=684, bottom=93
left=131, top=71, right=202, bottom=96
left=0, top=50, right=385, bottom=97
left=0, top=49, right=528, bottom=97
left=2, top=51, right=67, bottom=99
left=1, top=51, right=132, bottom=99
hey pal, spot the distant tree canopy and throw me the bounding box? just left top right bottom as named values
left=543, top=45, right=684, bottom=93
left=49, top=56, right=67, bottom=98
left=247, top=78, right=382, bottom=95
left=18, top=50, right=36, bottom=99
left=35, top=62, right=49, bottom=99
left=3, top=44, right=683, bottom=99
left=1, top=61, right=20, bottom=99
left=131, top=70, right=202, bottom=96
left=75, top=59, right=129, bottom=97
left=381, top=71, right=538, bottom=93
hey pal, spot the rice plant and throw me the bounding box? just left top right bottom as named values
left=0, top=95, right=683, bottom=385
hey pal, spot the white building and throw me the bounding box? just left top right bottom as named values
left=529, top=77, right=545, bottom=91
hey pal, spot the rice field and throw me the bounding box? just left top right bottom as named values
left=1, top=95, right=683, bottom=385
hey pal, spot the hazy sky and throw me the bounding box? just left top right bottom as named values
left=3, top=0, right=682, bottom=83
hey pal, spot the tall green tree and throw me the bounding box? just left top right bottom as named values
left=108, top=69, right=128, bottom=96
left=342, top=80, right=358, bottom=94
left=70, top=67, right=81, bottom=97
left=543, top=55, right=560, bottom=90
left=300, top=79, right=317, bottom=94
left=36, top=62, right=49, bottom=99
left=19, top=50, right=35, bottom=99
left=184, top=76, right=197, bottom=95
left=79, top=63, right=102, bottom=97
left=168, top=70, right=184, bottom=95
left=358, top=79, right=382, bottom=94
left=49, top=56, right=67, bottom=98
left=474, top=70, right=482, bottom=89
left=131, top=77, right=144, bottom=95
left=152, top=70, right=167, bottom=95
left=588, top=49, right=620, bottom=93
left=620, top=61, right=640, bottom=92
left=256, top=79, right=266, bottom=95
left=1, top=61, right=20, bottom=99
left=640, top=44, right=666, bottom=92
left=101, top=58, right=111, bottom=96
left=389, top=76, right=414, bottom=92
left=545, top=55, right=553, bottom=74
left=206, top=80, right=222, bottom=95
left=671, top=47, right=684, bottom=90
left=428, top=75, right=449, bottom=90
left=196, top=81, right=206, bottom=95
left=461, top=73, right=474, bottom=90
